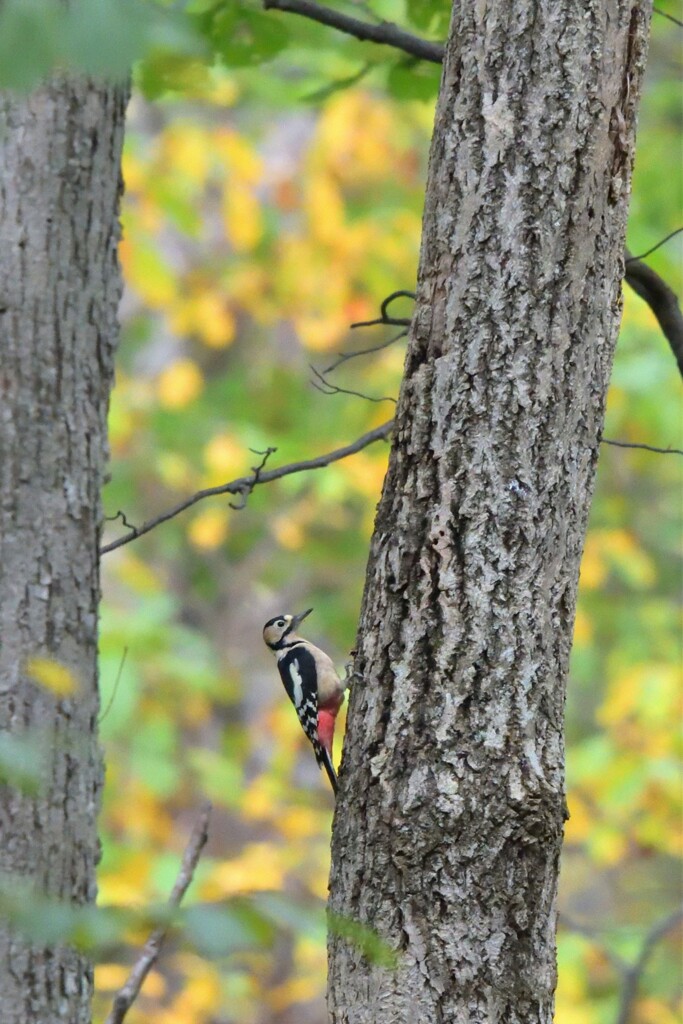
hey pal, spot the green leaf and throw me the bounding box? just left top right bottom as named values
left=184, top=902, right=274, bottom=956
left=211, top=8, right=290, bottom=67
left=0, top=0, right=204, bottom=89
left=0, top=1, right=62, bottom=90
left=405, top=0, right=450, bottom=34
left=0, top=732, right=47, bottom=794
left=387, top=58, right=441, bottom=101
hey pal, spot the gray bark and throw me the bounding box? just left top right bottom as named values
left=329, top=2, right=651, bottom=1022
left=0, top=78, right=127, bottom=1022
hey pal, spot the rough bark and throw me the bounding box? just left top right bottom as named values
left=0, top=78, right=127, bottom=1022
left=329, top=3, right=652, bottom=1023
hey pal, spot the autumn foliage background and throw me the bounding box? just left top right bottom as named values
left=47, top=4, right=682, bottom=1022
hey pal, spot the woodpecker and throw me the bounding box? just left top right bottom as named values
left=262, top=608, right=345, bottom=794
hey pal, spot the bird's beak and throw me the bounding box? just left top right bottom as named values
left=292, top=607, right=313, bottom=628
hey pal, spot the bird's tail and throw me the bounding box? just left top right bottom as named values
left=321, top=748, right=338, bottom=795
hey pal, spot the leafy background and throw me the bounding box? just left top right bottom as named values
left=5, top=2, right=680, bottom=1022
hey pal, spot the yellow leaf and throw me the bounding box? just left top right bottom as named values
left=96, top=965, right=166, bottom=999
left=116, top=552, right=160, bottom=595
left=268, top=976, right=321, bottom=1012
left=26, top=657, right=78, bottom=696
left=189, top=509, right=229, bottom=551
left=207, top=72, right=240, bottom=107
left=241, top=779, right=277, bottom=822
left=98, top=850, right=152, bottom=904
left=173, top=970, right=221, bottom=1015
left=638, top=997, right=683, bottom=1024
left=162, top=124, right=209, bottom=185
left=204, top=433, right=244, bottom=481
left=121, top=241, right=176, bottom=309
left=305, top=173, right=345, bottom=244
left=171, top=292, right=236, bottom=349
left=272, top=514, right=305, bottom=551
left=202, top=843, right=284, bottom=898
left=564, top=792, right=592, bottom=843
left=157, top=452, right=195, bottom=491
left=605, top=384, right=626, bottom=419
left=182, top=692, right=212, bottom=727
left=223, top=182, right=263, bottom=253
left=573, top=607, right=592, bottom=646
left=157, top=359, right=203, bottom=409
left=296, top=311, right=348, bottom=351
left=599, top=663, right=679, bottom=730
left=340, top=451, right=389, bottom=499
left=278, top=805, right=320, bottom=841
left=215, top=129, right=262, bottom=183
left=95, top=964, right=130, bottom=991
left=122, top=150, right=145, bottom=193
left=579, top=534, right=606, bottom=590
left=197, top=294, right=236, bottom=348
left=588, top=826, right=627, bottom=865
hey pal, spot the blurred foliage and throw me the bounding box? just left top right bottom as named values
left=5, top=1, right=681, bottom=1022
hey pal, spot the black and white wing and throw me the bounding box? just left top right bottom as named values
left=276, top=643, right=338, bottom=793
left=277, top=645, right=321, bottom=754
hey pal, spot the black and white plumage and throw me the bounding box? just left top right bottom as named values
left=263, top=608, right=344, bottom=794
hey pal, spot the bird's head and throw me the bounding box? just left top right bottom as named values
left=262, top=607, right=313, bottom=650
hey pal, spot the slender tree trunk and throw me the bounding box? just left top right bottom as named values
left=0, top=77, right=127, bottom=1023
left=329, top=3, right=651, bottom=1022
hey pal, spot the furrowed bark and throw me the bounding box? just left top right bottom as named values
left=0, top=78, right=127, bottom=1022
left=329, top=2, right=652, bottom=1022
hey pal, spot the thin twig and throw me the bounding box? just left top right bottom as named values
left=351, top=290, right=416, bottom=329
left=310, top=365, right=397, bottom=404
left=98, top=647, right=129, bottom=724
left=559, top=913, right=627, bottom=975
left=626, top=227, right=683, bottom=262
left=228, top=447, right=277, bottom=511
left=602, top=438, right=683, bottom=455
left=263, top=0, right=444, bottom=63
left=105, top=802, right=212, bottom=1024
left=303, top=62, right=372, bottom=103
left=100, top=422, right=394, bottom=555
left=104, top=510, right=139, bottom=540
left=614, top=906, right=683, bottom=1024
left=624, top=251, right=683, bottom=379
left=653, top=6, right=683, bottom=27
left=324, top=329, right=408, bottom=374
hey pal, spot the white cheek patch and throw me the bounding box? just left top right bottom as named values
left=289, top=659, right=304, bottom=708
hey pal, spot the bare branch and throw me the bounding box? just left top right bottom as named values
left=264, top=0, right=683, bottom=62
left=310, top=365, right=397, bottom=404
left=626, top=227, right=683, bottom=262
left=623, top=250, right=683, bottom=378
left=100, top=419, right=681, bottom=560
left=615, top=906, right=683, bottom=1024
left=263, top=0, right=444, bottom=63
left=602, top=438, right=683, bottom=455
left=105, top=802, right=212, bottom=1024
left=100, top=421, right=394, bottom=555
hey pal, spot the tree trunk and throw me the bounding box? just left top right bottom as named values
left=329, top=3, right=651, bottom=1022
left=0, top=77, right=127, bottom=1023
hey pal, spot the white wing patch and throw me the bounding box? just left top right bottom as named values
left=288, top=658, right=304, bottom=709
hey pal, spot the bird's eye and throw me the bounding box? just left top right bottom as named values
left=277, top=619, right=285, bottom=627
